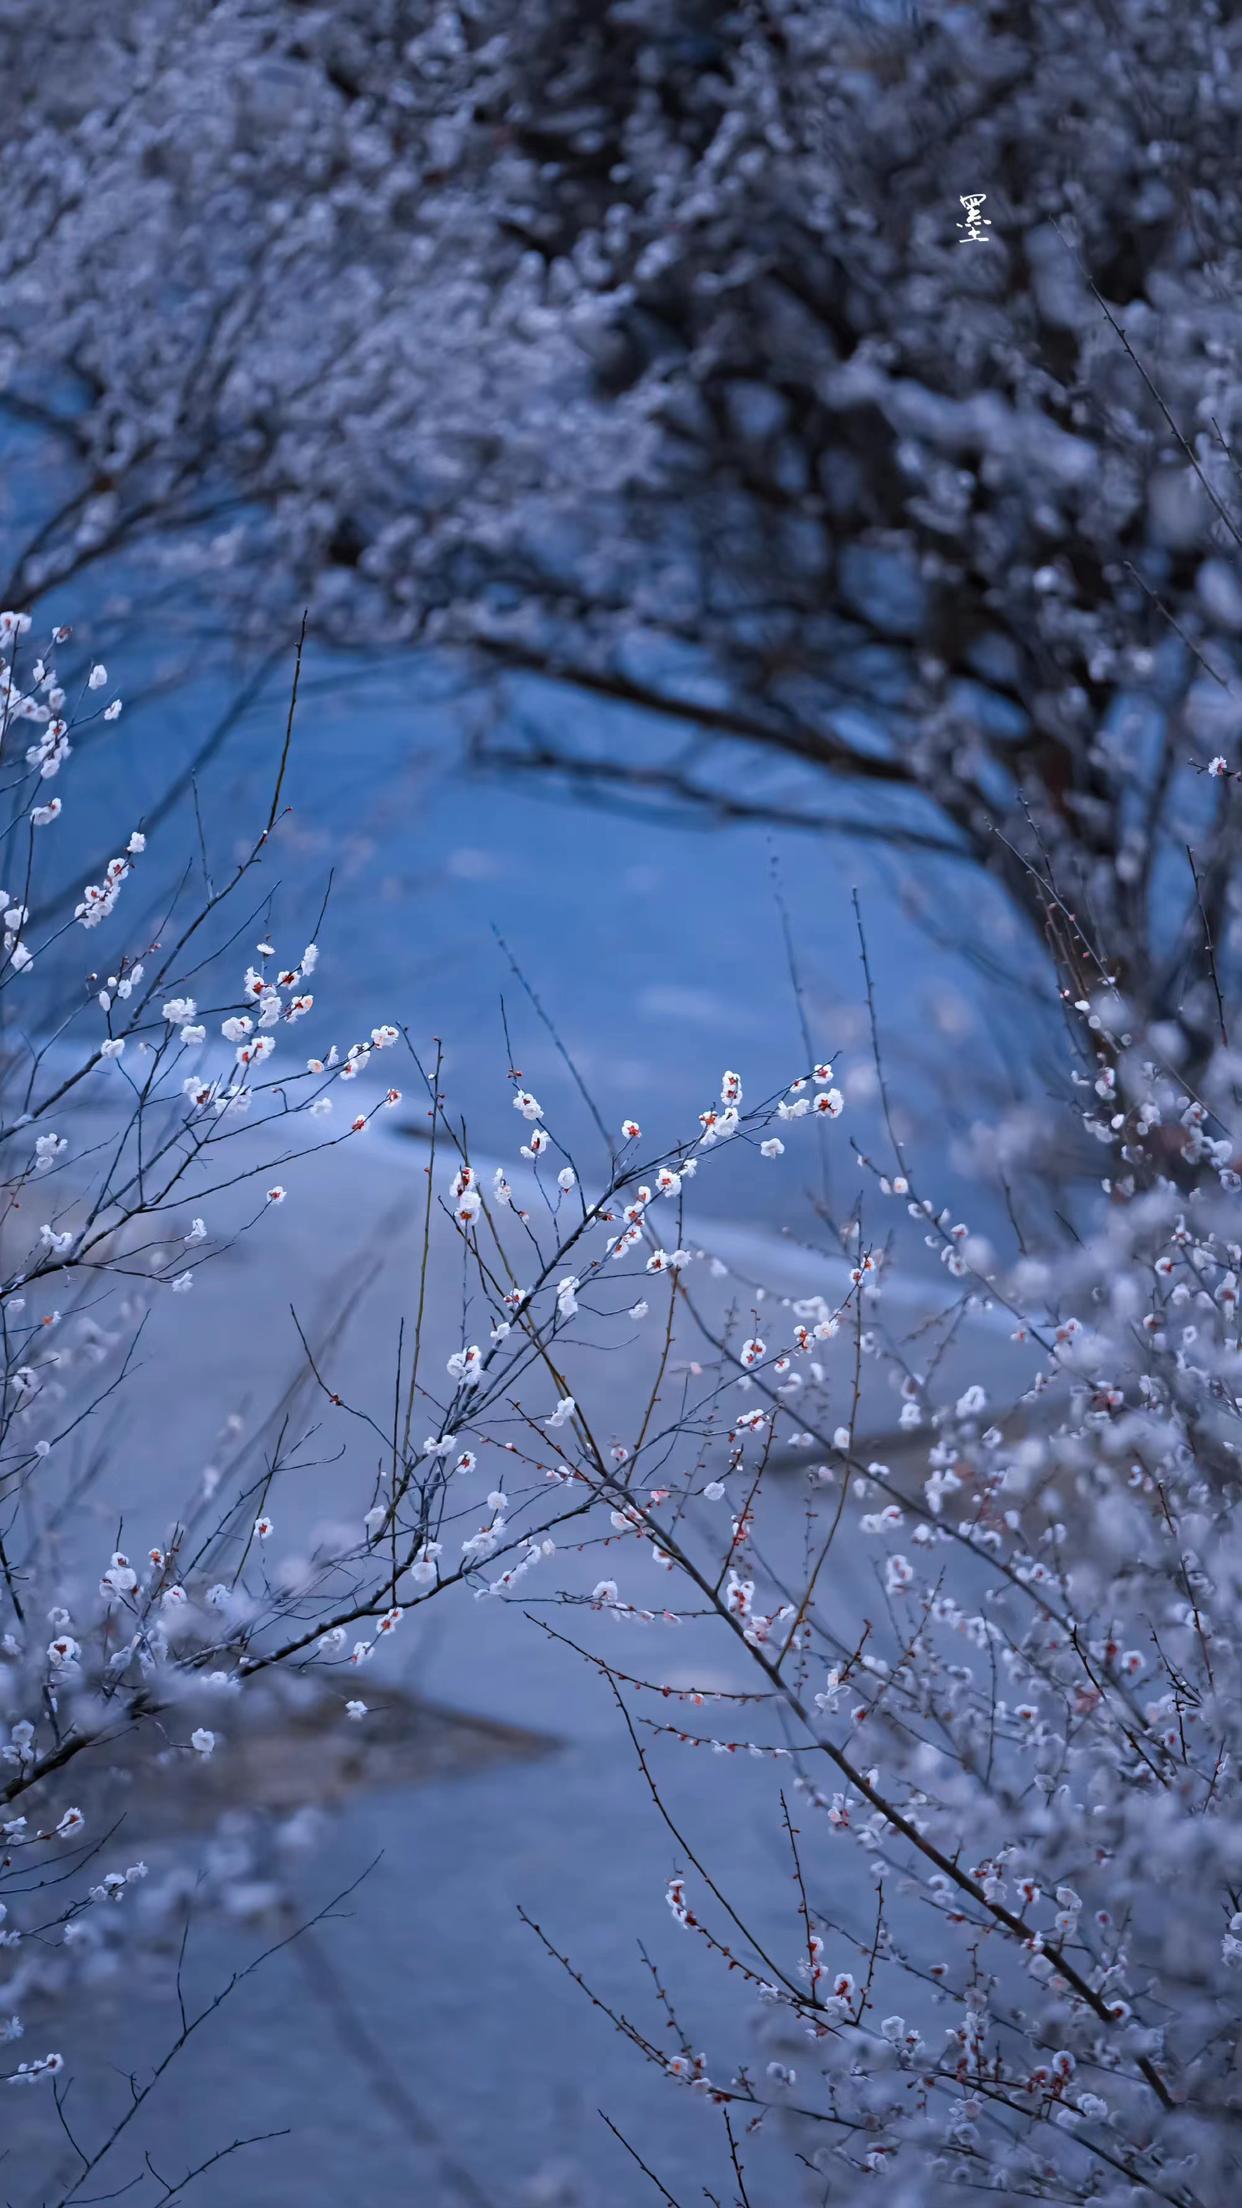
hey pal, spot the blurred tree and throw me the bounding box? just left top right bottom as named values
left=3, top=0, right=1242, bottom=1046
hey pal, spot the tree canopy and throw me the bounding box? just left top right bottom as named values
left=4, top=0, right=1242, bottom=1031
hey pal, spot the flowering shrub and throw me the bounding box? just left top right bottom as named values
left=5, top=0, right=1242, bottom=1035
left=0, top=611, right=460, bottom=2181
left=5, top=601, right=1242, bottom=2205
left=349, top=958, right=1242, bottom=2205
left=497, top=1000, right=1242, bottom=2204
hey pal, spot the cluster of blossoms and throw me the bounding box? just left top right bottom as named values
left=0, top=620, right=431, bottom=2152
left=312, top=982, right=1242, bottom=2206
left=550, top=986, right=1242, bottom=2205
left=280, top=896, right=1242, bottom=2201
left=1, top=620, right=115, bottom=974
left=0, top=617, right=862, bottom=2186
left=75, top=836, right=144, bottom=930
